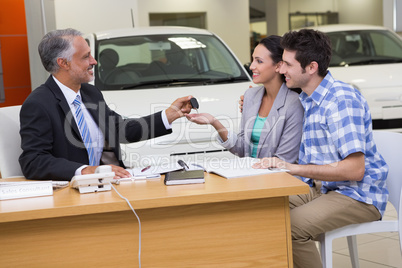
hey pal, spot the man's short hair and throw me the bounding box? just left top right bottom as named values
left=38, top=28, right=82, bottom=74
left=281, top=29, right=332, bottom=77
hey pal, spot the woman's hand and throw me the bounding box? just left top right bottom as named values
left=186, top=113, right=229, bottom=142
left=186, top=113, right=216, bottom=125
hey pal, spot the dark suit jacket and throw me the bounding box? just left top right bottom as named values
left=19, top=76, right=171, bottom=180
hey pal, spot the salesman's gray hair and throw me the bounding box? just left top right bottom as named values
left=38, top=28, right=83, bottom=74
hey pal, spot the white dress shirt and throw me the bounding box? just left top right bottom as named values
left=53, top=76, right=171, bottom=175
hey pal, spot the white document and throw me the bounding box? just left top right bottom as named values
left=128, top=157, right=287, bottom=180
left=192, top=157, right=288, bottom=179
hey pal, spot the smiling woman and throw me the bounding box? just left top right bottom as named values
left=186, top=35, right=304, bottom=164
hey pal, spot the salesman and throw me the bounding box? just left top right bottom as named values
left=19, top=28, right=192, bottom=181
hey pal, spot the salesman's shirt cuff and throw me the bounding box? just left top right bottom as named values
left=162, top=109, right=172, bottom=130
left=76, top=165, right=88, bottom=176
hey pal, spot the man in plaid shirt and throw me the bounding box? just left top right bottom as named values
left=253, top=29, right=389, bottom=268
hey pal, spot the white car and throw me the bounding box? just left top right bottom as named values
left=84, top=27, right=253, bottom=167
left=309, top=24, right=402, bottom=131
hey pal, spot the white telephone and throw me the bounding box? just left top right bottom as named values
left=70, top=165, right=115, bottom=194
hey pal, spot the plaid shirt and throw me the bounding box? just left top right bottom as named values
left=298, top=72, right=389, bottom=216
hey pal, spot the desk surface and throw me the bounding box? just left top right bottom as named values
left=0, top=172, right=308, bottom=223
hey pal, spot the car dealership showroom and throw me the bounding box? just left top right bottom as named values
left=0, top=0, right=402, bottom=267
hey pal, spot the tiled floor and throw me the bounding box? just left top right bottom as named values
left=325, top=202, right=402, bottom=267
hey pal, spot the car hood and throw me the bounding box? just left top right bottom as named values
left=102, top=82, right=248, bottom=120
left=329, top=63, right=402, bottom=120
left=101, top=82, right=251, bottom=166
left=329, top=63, right=402, bottom=89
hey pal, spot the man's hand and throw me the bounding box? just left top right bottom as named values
left=253, top=153, right=366, bottom=182
left=239, top=95, right=244, bottom=113
left=82, top=165, right=131, bottom=180
left=239, top=85, right=253, bottom=113
left=165, top=95, right=193, bottom=124
left=252, top=157, right=290, bottom=170
left=186, top=113, right=216, bottom=125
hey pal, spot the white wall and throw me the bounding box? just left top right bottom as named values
left=251, top=21, right=268, bottom=35
left=54, top=0, right=139, bottom=33
left=383, top=0, right=395, bottom=30
left=267, top=0, right=336, bottom=35
left=271, top=0, right=383, bottom=35
left=136, top=0, right=250, bottom=64
left=52, top=0, right=250, bottom=65
left=25, top=0, right=57, bottom=90
left=288, top=0, right=336, bottom=12
left=337, top=0, right=382, bottom=25
left=384, top=0, right=402, bottom=33
left=397, top=0, right=402, bottom=32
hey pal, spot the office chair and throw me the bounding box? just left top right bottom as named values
left=317, top=130, right=402, bottom=268
left=0, top=105, right=23, bottom=178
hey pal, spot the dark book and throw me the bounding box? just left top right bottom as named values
left=164, top=169, right=205, bottom=185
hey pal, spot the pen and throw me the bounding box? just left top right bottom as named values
left=177, top=160, right=189, bottom=171
left=141, top=165, right=151, bottom=172
left=191, top=163, right=205, bottom=171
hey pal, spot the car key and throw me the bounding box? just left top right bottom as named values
left=190, top=97, right=199, bottom=113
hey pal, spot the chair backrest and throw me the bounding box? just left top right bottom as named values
left=0, top=105, right=23, bottom=178
left=372, top=130, right=402, bottom=218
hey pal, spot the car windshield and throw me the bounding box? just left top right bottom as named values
left=94, top=34, right=249, bottom=90
left=327, top=29, right=402, bottom=67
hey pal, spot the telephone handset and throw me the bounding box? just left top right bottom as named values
left=70, top=165, right=115, bottom=194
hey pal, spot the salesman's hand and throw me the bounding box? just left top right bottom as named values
left=82, top=165, right=131, bottom=180
left=186, top=113, right=216, bottom=125
left=165, top=95, right=193, bottom=124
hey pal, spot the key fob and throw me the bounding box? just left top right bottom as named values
left=190, top=97, right=199, bottom=109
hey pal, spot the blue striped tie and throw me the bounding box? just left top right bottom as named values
left=73, top=95, right=97, bottom=166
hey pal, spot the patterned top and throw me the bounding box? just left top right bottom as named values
left=298, top=71, right=389, bottom=216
